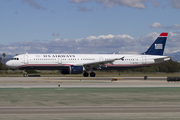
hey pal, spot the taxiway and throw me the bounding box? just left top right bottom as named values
left=0, top=77, right=179, bottom=88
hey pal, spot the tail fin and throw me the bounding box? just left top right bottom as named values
left=143, top=32, right=168, bottom=55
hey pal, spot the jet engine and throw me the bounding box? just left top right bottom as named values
left=60, top=66, right=84, bottom=74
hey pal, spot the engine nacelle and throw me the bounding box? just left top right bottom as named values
left=70, top=66, right=84, bottom=74
left=60, top=66, right=84, bottom=74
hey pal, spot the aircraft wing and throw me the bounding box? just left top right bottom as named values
left=74, top=57, right=124, bottom=70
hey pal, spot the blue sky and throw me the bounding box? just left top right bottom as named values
left=1, top=0, right=180, bottom=55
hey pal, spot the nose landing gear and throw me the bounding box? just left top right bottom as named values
left=23, top=70, right=27, bottom=77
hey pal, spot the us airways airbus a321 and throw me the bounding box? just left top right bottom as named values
left=6, top=33, right=170, bottom=77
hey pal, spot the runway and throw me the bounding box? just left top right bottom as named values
left=0, top=77, right=180, bottom=88
left=0, top=77, right=180, bottom=119
left=1, top=106, right=180, bottom=114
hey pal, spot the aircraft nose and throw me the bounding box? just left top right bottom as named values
left=6, top=61, right=17, bottom=69
left=6, top=61, right=11, bottom=68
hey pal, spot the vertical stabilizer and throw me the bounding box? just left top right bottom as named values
left=143, top=33, right=168, bottom=55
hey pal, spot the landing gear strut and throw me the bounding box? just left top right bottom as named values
left=23, top=70, right=27, bottom=77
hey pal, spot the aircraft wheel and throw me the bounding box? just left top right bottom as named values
left=83, top=72, right=89, bottom=77
left=90, top=72, right=96, bottom=77
left=23, top=72, right=27, bottom=77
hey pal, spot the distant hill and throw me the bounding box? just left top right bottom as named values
left=0, top=55, right=13, bottom=64
left=165, top=52, right=180, bottom=62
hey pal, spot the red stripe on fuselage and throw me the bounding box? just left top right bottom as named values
left=15, top=64, right=73, bottom=69
left=15, top=63, right=153, bottom=69
left=105, top=64, right=152, bottom=67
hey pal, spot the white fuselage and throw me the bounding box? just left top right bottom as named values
left=5, top=32, right=170, bottom=77
left=6, top=53, right=170, bottom=70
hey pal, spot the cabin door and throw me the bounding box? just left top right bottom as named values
left=24, top=54, right=28, bottom=64
left=58, top=57, right=62, bottom=66
left=99, top=56, right=103, bottom=61
left=142, top=56, right=146, bottom=64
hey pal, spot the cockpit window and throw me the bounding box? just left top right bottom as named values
left=11, top=58, right=19, bottom=60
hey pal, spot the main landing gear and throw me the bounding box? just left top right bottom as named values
left=83, top=71, right=96, bottom=77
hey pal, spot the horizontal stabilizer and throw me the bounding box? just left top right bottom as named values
left=154, top=57, right=171, bottom=63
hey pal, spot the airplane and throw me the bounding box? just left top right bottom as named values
left=6, top=32, right=170, bottom=77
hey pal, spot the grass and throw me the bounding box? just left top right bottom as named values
left=0, top=88, right=180, bottom=107
left=1, top=88, right=180, bottom=120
